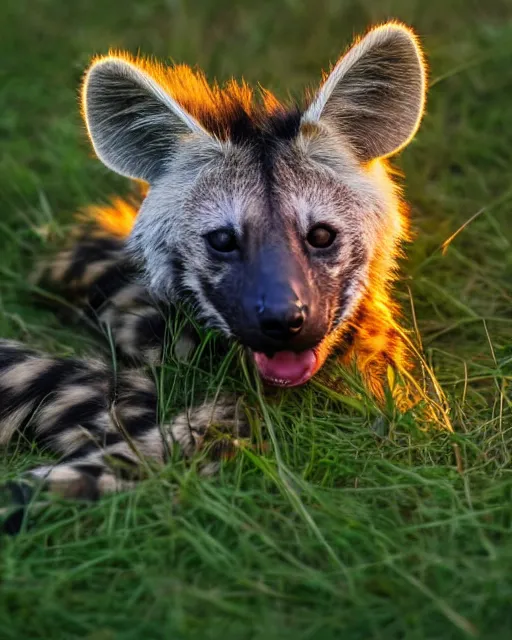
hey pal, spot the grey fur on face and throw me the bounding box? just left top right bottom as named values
left=83, top=23, right=426, bottom=351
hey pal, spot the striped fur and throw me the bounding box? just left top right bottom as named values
left=36, top=229, right=198, bottom=365
left=0, top=338, right=247, bottom=532
left=1, top=234, right=243, bottom=532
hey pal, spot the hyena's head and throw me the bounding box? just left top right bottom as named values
left=82, top=22, right=426, bottom=387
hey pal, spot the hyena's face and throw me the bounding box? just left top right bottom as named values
left=83, top=22, right=426, bottom=386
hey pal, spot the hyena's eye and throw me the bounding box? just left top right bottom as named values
left=307, top=224, right=337, bottom=249
left=205, top=228, right=238, bottom=254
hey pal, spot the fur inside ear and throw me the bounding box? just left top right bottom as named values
left=82, top=56, right=209, bottom=182
left=302, top=23, right=427, bottom=161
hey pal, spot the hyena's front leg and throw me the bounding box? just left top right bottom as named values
left=0, top=339, right=158, bottom=498
left=0, top=341, right=249, bottom=532
left=10, top=396, right=249, bottom=503
left=35, top=230, right=198, bottom=364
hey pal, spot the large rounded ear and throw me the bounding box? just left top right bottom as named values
left=302, top=23, right=427, bottom=162
left=82, top=56, right=210, bottom=182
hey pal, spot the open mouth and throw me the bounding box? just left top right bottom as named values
left=252, top=349, right=318, bottom=387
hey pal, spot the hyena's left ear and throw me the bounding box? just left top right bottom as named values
left=302, top=23, right=426, bottom=162
left=82, top=56, right=211, bottom=182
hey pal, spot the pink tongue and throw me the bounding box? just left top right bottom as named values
left=253, top=350, right=317, bottom=386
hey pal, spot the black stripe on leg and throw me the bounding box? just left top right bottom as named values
left=134, top=311, right=166, bottom=352
left=0, top=355, right=112, bottom=446
left=60, top=238, right=126, bottom=285
left=0, top=360, right=70, bottom=422
left=115, top=373, right=158, bottom=438
left=109, top=307, right=166, bottom=363
left=52, top=398, right=107, bottom=429
left=36, top=396, right=110, bottom=449
left=0, top=342, right=34, bottom=368
left=86, top=261, right=141, bottom=311
left=101, top=453, right=146, bottom=481
left=121, top=409, right=157, bottom=437
left=61, top=432, right=125, bottom=462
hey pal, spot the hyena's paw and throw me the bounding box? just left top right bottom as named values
left=167, top=396, right=251, bottom=461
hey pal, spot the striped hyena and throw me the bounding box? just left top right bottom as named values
left=0, top=22, right=427, bottom=531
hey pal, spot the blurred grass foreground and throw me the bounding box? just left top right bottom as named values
left=0, top=0, right=511, bottom=638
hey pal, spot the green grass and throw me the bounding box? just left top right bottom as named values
left=1, top=0, right=511, bottom=637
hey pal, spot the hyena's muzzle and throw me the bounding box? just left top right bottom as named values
left=211, top=238, right=329, bottom=387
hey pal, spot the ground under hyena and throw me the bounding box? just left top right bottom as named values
left=0, top=22, right=428, bottom=531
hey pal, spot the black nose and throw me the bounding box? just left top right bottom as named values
left=258, top=300, right=306, bottom=341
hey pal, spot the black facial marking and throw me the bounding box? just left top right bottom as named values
left=230, top=106, right=302, bottom=226
left=198, top=273, right=233, bottom=329
left=170, top=254, right=188, bottom=297
left=266, top=107, right=303, bottom=141
left=227, top=106, right=302, bottom=146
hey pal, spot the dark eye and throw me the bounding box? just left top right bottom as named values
left=307, top=224, right=337, bottom=249
left=205, top=228, right=238, bottom=253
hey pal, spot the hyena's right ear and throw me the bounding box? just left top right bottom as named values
left=82, top=56, right=210, bottom=182
left=302, top=23, right=427, bottom=162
